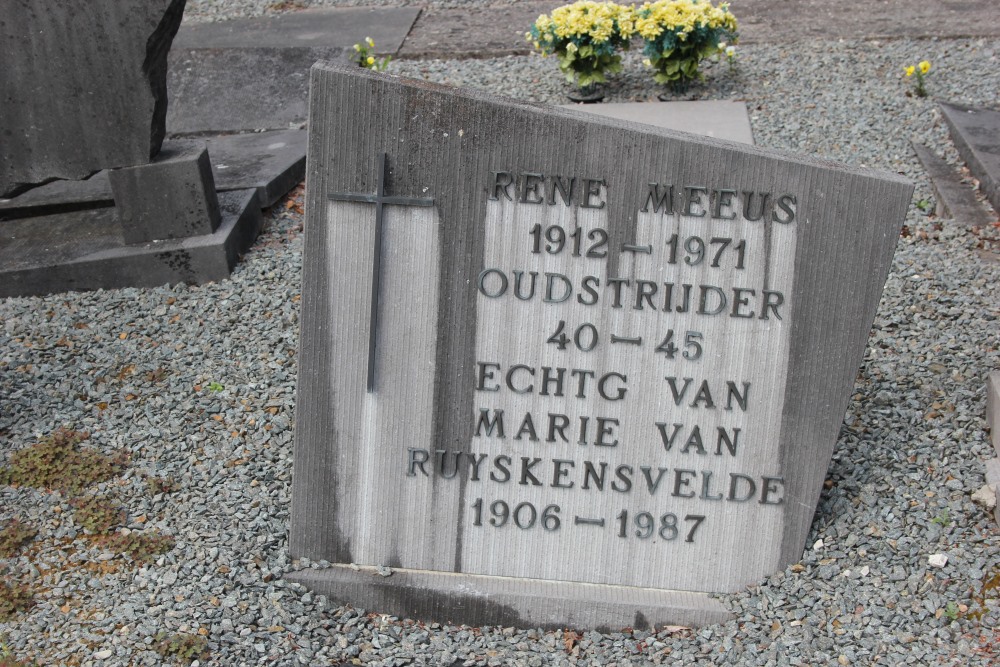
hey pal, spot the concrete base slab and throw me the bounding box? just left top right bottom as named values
left=0, top=190, right=261, bottom=298
left=0, top=130, right=305, bottom=219
left=939, top=101, right=1000, bottom=214
left=912, top=142, right=994, bottom=227
left=558, top=101, right=754, bottom=145
left=0, top=174, right=113, bottom=220
left=287, top=565, right=732, bottom=631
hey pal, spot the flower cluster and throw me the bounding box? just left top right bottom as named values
left=527, top=1, right=738, bottom=91
left=636, top=0, right=738, bottom=87
left=352, top=36, right=392, bottom=72
left=903, top=60, right=931, bottom=97
left=527, top=2, right=637, bottom=87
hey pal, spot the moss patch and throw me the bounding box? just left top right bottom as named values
left=153, top=632, right=210, bottom=665
left=0, top=429, right=127, bottom=496
left=0, top=580, right=32, bottom=622
left=0, top=521, right=36, bottom=559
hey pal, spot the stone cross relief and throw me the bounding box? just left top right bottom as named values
left=328, top=153, right=434, bottom=393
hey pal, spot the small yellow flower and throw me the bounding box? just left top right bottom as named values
left=366, top=56, right=375, bottom=65
left=353, top=44, right=361, bottom=52
left=904, top=65, right=915, bottom=77
left=919, top=60, right=931, bottom=74
left=366, top=37, right=375, bottom=47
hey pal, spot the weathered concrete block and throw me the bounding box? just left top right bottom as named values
left=110, top=145, right=221, bottom=244
left=0, top=0, right=186, bottom=196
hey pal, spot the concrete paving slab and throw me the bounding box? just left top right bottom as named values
left=168, top=47, right=342, bottom=134
left=558, top=101, right=754, bottom=145
left=940, top=102, right=1000, bottom=215
left=0, top=130, right=306, bottom=219
left=168, top=7, right=421, bottom=135
left=912, top=142, right=994, bottom=227
left=174, top=7, right=419, bottom=52
left=0, top=190, right=261, bottom=298
left=200, top=130, right=307, bottom=207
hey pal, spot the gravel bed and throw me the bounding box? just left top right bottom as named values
left=3, top=28, right=1000, bottom=667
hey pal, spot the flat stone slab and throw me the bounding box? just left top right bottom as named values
left=168, top=8, right=420, bottom=135
left=939, top=102, right=1000, bottom=215
left=168, top=47, right=343, bottom=134
left=174, top=7, right=420, bottom=51
left=288, top=565, right=732, bottom=631
left=0, top=190, right=261, bottom=298
left=0, top=130, right=306, bottom=219
left=912, top=142, right=994, bottom=227
left=559, top=102, right=754, bottom=145
left=199, top=129, right=307, bottom=207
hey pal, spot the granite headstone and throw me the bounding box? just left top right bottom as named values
left=289, top=63, right=913, bottom=629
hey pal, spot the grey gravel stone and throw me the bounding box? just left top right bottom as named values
left=1, top=5, right=999, bottom=667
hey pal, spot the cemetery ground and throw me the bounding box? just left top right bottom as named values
left=3, top=1, right=1000, bottom=666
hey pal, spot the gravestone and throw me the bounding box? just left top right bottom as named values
left=289, top=63, right=913, bottom=629
left=0, top=0, right=304, bottom=298
left=0, top=0, right=186, bottom=196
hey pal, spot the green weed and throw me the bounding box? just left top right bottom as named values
left=0, top=429, right=127, bottom=496
left=153, top=632, right=210, bottom=665
left=99, top=532, right=175, bottom=564
left=70, top=495, right=124, bottom=534
left=0, top=521, right=36, bottom=559
left=0, top=579, right=32, bottom=622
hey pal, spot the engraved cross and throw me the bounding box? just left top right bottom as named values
left=329, top=153, right=434, bottom=393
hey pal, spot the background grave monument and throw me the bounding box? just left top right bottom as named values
left=289, top=63, right=913, bottom=629
left=0, top=0, right=306, bottom=298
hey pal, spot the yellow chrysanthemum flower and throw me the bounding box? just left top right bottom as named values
left=919, top=60, right=931, bottom=74
left=366, top=56, right=375, bottom=65
left=904, top=65, right=915, bottom=77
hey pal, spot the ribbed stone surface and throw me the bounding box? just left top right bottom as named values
left=290, top=63, right=913, bottom=628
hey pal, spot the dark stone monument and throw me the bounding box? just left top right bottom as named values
left=0, top=0, right=186, bottom=196
left=288, top=64, right=913, bottom=629
left=0, top=1, right=306, bottom=297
